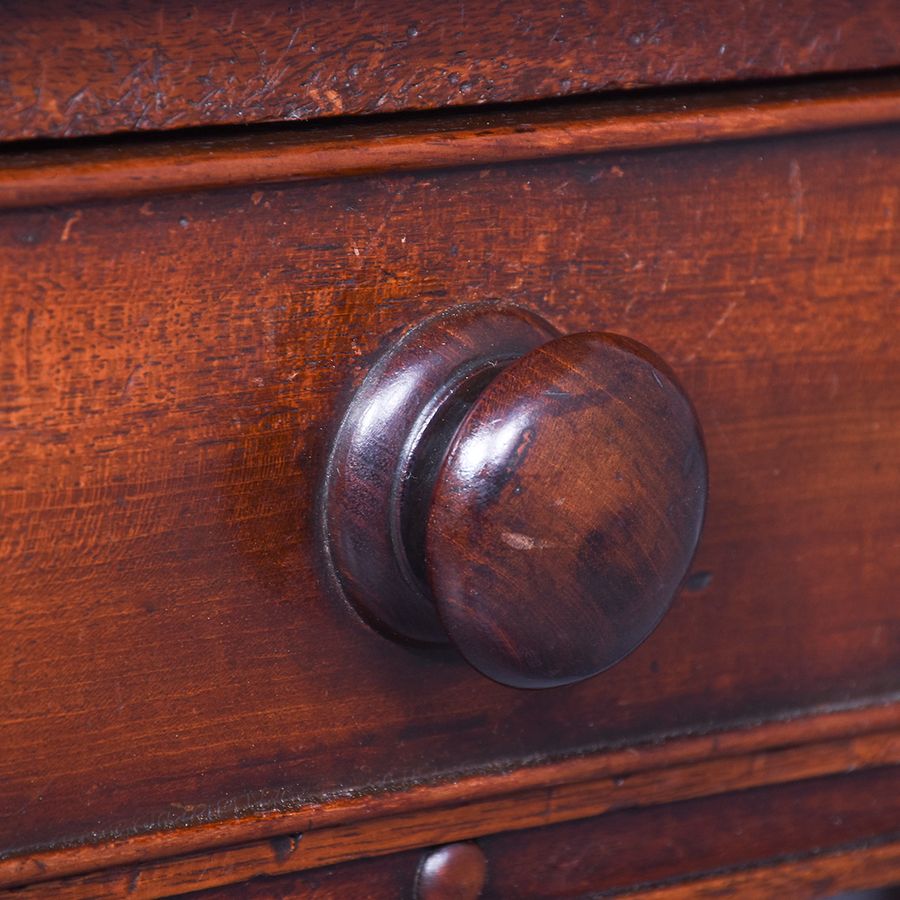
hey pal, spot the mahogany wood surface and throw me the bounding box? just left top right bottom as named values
left=426, top=329, right=707, bottom=687
left=187, top=838, right=900, bottom=900
left=414, top=843, right=487, bottom=900
left=64, top=765, right=900, bottom=898
left=324, top=304, right=559, bottom=645
left=1, top=0, right=899, bottom=142
left=13, top=718, right=900, bottom=896
left=624, top=842, right=900, bottom=900
left=325, top=304, right=707, bottom=687
left=6, top=703, right=900, bottom=890
left=1, top=121, right=898, bottom=879
left=184, top=849, right=425, bottom=899
left=1, top=73, right=899, bottom=212
left=479, top=766, right=900, bottom=897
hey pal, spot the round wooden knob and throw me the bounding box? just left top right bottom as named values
left=415, top=843, right=487, bottom=900
left=325, top=304, right=707, bottom=689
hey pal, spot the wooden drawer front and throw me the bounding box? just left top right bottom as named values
left=1, top=124, right=898, bottom=862
left=2, top=0, right=900, bottom=142
left=73, top=766, right=900, bottom=898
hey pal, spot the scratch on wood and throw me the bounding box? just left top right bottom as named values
left=789, top=158, right=806, bottom=240
left=704, top=298, right=738, bottom=342
left=60, top=210, right=82, bottom=241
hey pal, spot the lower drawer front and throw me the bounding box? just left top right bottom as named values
left=188, top=767, right=900, bottom=898
left=1, top=124, right=898, bottom=859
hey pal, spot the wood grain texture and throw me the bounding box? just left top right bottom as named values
left=184, top=849, right=425, bottom=899
left=1, top=0, right=899, bottom=142
left=479, top=766, right=900, bottom=898
left=28, top=763, right=900, bottom=897
left=189, top=838, right=900, bottom=900
left=188, top=768, right=900, bottom=900
left=1, top=73, right=899, bottom=211
left=5, top=704, right=900, bottom=890
left=622, top=841, right=900, bottom=899
left=1, top=126, right=898, bottom=875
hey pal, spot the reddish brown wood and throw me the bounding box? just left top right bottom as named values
left=188, top=768, right=900, bottom=900
left=480, top=766, right=900, bottom=898
left=0, top=73, right=898, bottom=211
left=623, top=845, right=900, bottom=899
left=5, top=705, right=899, bottom=890
left=427, top=330, right=706, bottom=687
left=23, top=762, right=900, bottom=897
left=325, top=304, right=557, bottom=644
left=326, top=306, right=706, bottom=687
left=187, top=850, right=425, bottom=899
left=1, top=0, right=899, bottom=142
left=185, top=838, right=900, bottom=900
left=415, top=843, right=488, bottom=900
left=0, top=124, right=898, bottom=878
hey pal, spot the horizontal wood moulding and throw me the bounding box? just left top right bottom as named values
left=5, top=702, right=900, bottom=893
left=626, top=836, right=900, bottom=899
left=184, top=767, right=900, bottom=899
left=1, top=72, right=898, bottom=210
left=478, top=767, right=900, bottom=899
left=2, top=0, right=899, bottom=142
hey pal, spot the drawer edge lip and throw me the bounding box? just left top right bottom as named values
left=622, top=831, right=900, bottom=900
left=4, top=0, right=900, bottom=145
left=1, top=71, right=898, bottom=212
left=4, top=696, right=900, bottom=892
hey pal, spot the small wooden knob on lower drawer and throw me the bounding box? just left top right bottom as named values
left=416, top=843, right=487, bottom=900
left=325, top=303, right=707, bottom=689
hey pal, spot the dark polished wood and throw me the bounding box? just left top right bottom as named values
left=7, top=705, right=900, bottom=891
left=1, top=123, right=898, bottom=874
left=479, top=766, right=900, bottom=898
left=326, top=305, right=706, bottom=687
left=324, top=304, right=557, bottom=645
left=1, top=0, right=899, bottom=893
left=427, top=329, right=706, bottom=687
left=415, top=843, right=488, bottom=900
left=2, top=0, right=900, bottom=142
left=1, top=72, right=899, bottom=212
left=183, top=850, right=425, bottom=899
left=109, top=765, right=900, bottom=899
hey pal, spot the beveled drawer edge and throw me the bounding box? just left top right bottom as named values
left=624, top=832, right=900, bottom=899
left=5, top=697, right=900, bottom=895
left=0, top=72, right=898, bottom=212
